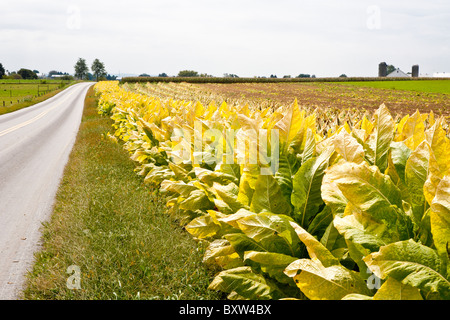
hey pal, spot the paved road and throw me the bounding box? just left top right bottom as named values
left=0, top=82, right=93, bottom=299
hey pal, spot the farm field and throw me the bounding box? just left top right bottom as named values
left=191, top=81, right=450, bottom=117
left=93, top=80, right=450, bottom=300
left=0, top=80, right=70, bottom=107
left=341, top=79, right=450, bottom=95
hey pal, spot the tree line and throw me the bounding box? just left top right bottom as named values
left=74, top=58, right=116, bottom=81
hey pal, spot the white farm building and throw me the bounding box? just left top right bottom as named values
left=386, top=68, right=410, bottom=78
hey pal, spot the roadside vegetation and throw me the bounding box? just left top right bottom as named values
left=22, top=86, right=220, bottom=300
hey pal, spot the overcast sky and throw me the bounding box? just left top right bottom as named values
left=1, top=0, right=449, bottom=77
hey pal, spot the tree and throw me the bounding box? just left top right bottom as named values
left=387, top=64, right=396, bottom=75
left=158, top=73, right=168, bottom=77
left=17, top=68, right=38, bottom=79
left=339, top=74, right=348, bottom=78
left=74, top=58, right=89, bottom=80
left=177, top=70, right=198, bottom=77
left=139, top=73, right=150, bottom=77
left=0, top=63, right=5, bottom=78
left=91, top=59, right=106, bottom=81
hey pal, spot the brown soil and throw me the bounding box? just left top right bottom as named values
left=196, top=82, right=450, bottom=117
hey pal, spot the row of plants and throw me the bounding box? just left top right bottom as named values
left=120, top=76, right=444, bottom=84
left=94, top=81, right=449, bottom=300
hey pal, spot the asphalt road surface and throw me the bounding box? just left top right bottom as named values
left=0, top=82, right=93, bottom=299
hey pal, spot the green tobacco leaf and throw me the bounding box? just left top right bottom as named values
left=289, top=221, right=339, bottom=267
left=291, top=147, right=334, bottom=228
left=195, top=167, right=240, bottom=186
left=364, top=239, right=450, bottom=299
left=211, top=182, right=247, bottom=212
left=208, top=266, right=285, bottom=300
left=430, top=176, right=450, bottom=263
left=218, top=163, right=241, bottom=183
left=332, top=128, right=365, bottom=164
left=333, top=213, right=390, bottom=253
left=301, top=128, right=316, bottom=164
left=160, top=180, right=198, bottom=197
left=365, top=104, right=395, bottom=172
left=275, top=151, right=300, bottom=204
left=389, top=141, right=411, bottom=183
left=405, top=140, right=430, bottom=224
left=237, top=212, right=302, bottom=257
left=250, top=174, right=292, bottom=215
left=243, top=251, right=298, bottom=284
left=341, top=294, right=373, bottom=300
left=203, top=239, right=243, bottom=269
left=307, top=206, right=333, bottom=240
left=323, top=161, right=412, bottom=240
left=179, top=190, right=214, bottom=211
left=284, top=259, right=371, bottom=300
left=225, top=233, right=267, bottom=257
left=373, top=277, right=423, bottom=300
left=237, top=169, right=259, bottom=207
left=321, top=174, right=348, bottom=217
left=274, top=99, right=303, bottom=149
left=185, top=214, right=220, bottom=239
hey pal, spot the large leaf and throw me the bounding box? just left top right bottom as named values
left=237, top=169, right=259, bottom=207
left=225, top=233, right=268, bottom=257
left=373, top=277, right=423, bottom=300
left=250, top=174, right=292, bottom=215
left=289, top=221, right=339, bottom=267
left=365, top=104, right=394, bottom=172
left=405, top=140, right=430, bottom=223
left=236, top=212, right=302, bottom=257
left=243, top=251, right=298, bottom=284
left=364, top=239, right=450, bottom=299
left=185, top=214, right=221, bottom=239
left=333, top=213, right=391, bottom=253
left=203, top=239, right=243, bottom=269
left=274, top=99, right=304, bottom=149
left=179, top=189, right=215, bottom=211
left=291, top=147, right=334, bottom=228
left=274, top=151, right=300, bottom=204
left=430, top=176, right=450, bottom=263
left=332, top=128, right=365, bottom=164
left=211, top=182, right=246, bottom=212
left=425, top=119, right=450, bottom=176
left=395, top=110, right=427, bottom=151
left=323, top=161, right=412, bottom=240
left=284, top=259, right=371, bottom=300
left=208, top=266, right=285, bottom=300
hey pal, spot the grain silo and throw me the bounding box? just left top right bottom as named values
left=412, top=65, right=419, bottom=77
left=378, top=62, right=387, bottom=77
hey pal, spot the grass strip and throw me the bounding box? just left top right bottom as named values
left=340, top=79, right=450, bottom=94
left=22, top=85, right=221, bottom=300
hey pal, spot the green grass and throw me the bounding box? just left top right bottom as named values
left=0, top=80, right=72, bottom=107
left=22, top=86, right=221, bottom=300
left=340, top=79, right=450, bottom=94
left=0, top=81, right=80, bottom=115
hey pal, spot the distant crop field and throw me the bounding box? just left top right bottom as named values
left=156, top=81, right=449, bottom=117
left=0, top=80, right=70, bottom=107
left=340, top=79, right=450, bottom=95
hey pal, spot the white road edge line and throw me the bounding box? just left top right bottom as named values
left=0, top=90, right=77, bottom=138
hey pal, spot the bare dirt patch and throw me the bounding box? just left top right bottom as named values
left=196, top=82, right=450, bottom=117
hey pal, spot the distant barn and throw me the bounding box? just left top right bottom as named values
left=386, top=68, right=410, bottom=78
